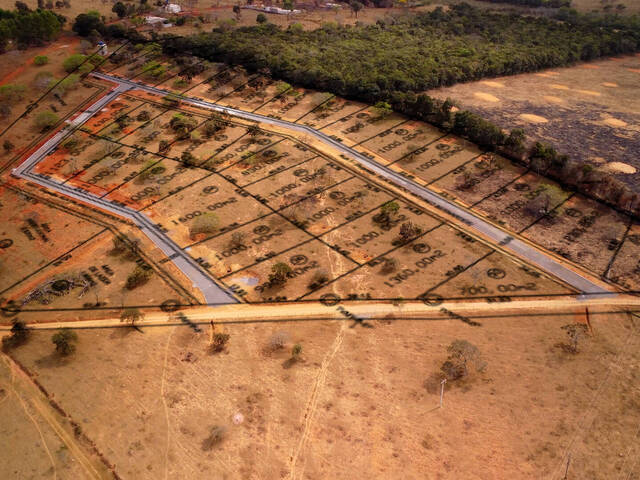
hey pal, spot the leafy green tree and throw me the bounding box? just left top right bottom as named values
left=34, top=55, right=49, bottom=66
left=126, top=265, right=154, bottom=289
left=35, top=111, right=59, bottom=130
left=373, top=100, right=392, bottom=118
left=256, top=13, right=267, bottom=24
left=52, top=328, right=78, bottom=356
left=62, top=54, right=86, bottom=73
left=269, top=262, right=292, bottom=285
left=380, top=201, right=399, bottom=217
left=120, top=307, right=144, bottom=326
left=350, top=0, right=363, bottom=17
left=189, top=212, right=220, bottom=238
left=112, top=1, right=127, bottom=18
left=72, top=11, right=104, bottom=37
left=1, top=320, right=29, bottom=350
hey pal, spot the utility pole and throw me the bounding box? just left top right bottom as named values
left=440, top=379, right=447, bottom=408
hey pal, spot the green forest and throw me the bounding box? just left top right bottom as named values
left=0, top=7, right=65, bottom=52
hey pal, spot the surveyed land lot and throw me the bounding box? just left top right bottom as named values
left=6, top=47, right=637, bottom=315
left=13, top=78, right=585, bottom=310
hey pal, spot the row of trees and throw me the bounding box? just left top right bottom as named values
left=478, top=0, right=571, bottom=7
left=0, top=6, right=65, bottom=52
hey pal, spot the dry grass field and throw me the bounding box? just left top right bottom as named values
left=1, top=309, right=639, bottom=479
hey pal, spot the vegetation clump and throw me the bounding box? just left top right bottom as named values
left=1, top=320, right=29, bottom=351
left=52, top=328, right=78, bottom=356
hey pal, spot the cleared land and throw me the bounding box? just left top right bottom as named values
left=1, top=309, right=639, bottom=479
left=429, top=54, right=640, bottom=190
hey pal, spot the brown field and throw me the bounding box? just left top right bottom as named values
left=2, top=309, right=639, bottom=478
left=428, top=55, right=640, bottom=191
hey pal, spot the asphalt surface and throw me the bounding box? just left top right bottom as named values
left=92, top=73, right=613, bottom=297
left=11, top=84, right=238, bottom=305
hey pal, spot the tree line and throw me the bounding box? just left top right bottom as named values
left=477, top=0, right=571, bottom=7
left=0, top=6, right=66, bottom=52
left=127, top=4, right=640, bottom=217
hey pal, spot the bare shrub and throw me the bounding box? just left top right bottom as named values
left=201, top=425, right=227, bottom=450
left=440, top=340, right=486, bottom=381
left=559, top=323, right=589, bottom=354
left=266, top=331, right=290, bottom=353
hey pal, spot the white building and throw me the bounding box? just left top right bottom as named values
left=97, top=41, right=108, bottom=56
left=165, top=3, right=181, bottom=14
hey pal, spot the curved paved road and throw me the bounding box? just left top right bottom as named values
left=92, top=73, right=612, bottom=297
left=12, top=84, right=238, bottom=305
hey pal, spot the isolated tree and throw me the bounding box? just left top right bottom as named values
left=560, top=323, right=589, bottom=354
left=181, top=151, right=198, bottom=167
left=136, top=110, right=150, bottom=122
left=112, top=1, right=127, bottom=18
left=256, top=13, right=267, bottom=24
left=120, top=307, right=144, bottom=326
left=3, top=140, right=14, bottom=152
left=1, top=320, right=29, bottom=350
left=380, top=200, right=399, bottom=218
left=246, top=124, right=261, bottom=138
left=291, top=343, right=302, bottom=362
left=35, top=111, right=59, bottom=130
left=52, top=328, right=78, bottom=356
left=349, top=0, right=363, bottom=17
left=232, top=4, right=241, bottom=20
left=269, top=262, right=292, bottom=285
left=440, top=340, right=486, bottom=381
left=62, top=53, right=86, bottom=73
left=202, top=425, right=226, bottom=450
left=34, top=55, right=49, bottom=66
left=189, top=212, right=220, bottom=238
left=125, top=265, right=154, bottom=290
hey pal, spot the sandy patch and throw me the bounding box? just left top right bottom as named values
left=602, top=82, right=619, bottom=87
left=519, top=114, right=548, bottom=124
left=602, top=162, right=637, bottom=174
left=550, top=84, right=570, bottom=90
left=543, top=96, right=564, bottom=104
left=481, top=81, right=504, bottom=88
left=603, top=117, right=628, bottom=127
left=577, top=89, right=601, bottom=97
left=473, top=92, right=500, bottom=103
left=591, top=157, right=606, bottom=164
left=627, top=68, right=640, bottom=74
left=581, top=64, right=600, bottom=69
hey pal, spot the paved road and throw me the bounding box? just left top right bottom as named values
left=92, top=73, right=613, bottom=297
left=11, top=84, right=238, bottom=305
